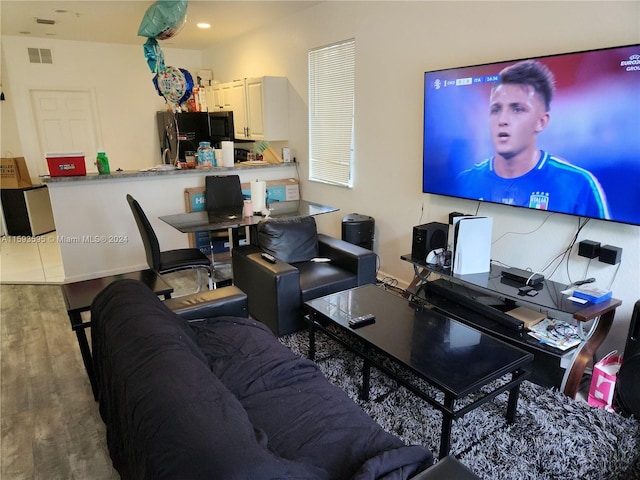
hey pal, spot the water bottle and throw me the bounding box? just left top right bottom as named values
left=197, top=141, right=215, bottom=168
left=96, top=150, right=110, bottom=174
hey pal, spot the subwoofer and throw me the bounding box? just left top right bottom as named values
left=342, top=214, right=375, bottom=250
left=411, top=222, right=448, bottom=261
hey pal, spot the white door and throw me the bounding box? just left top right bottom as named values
left=30, top=89, right=100, bottom=173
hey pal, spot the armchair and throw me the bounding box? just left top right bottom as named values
left=232, top=216, right=377, bottom=336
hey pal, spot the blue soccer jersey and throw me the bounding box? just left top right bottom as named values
left=457, top=150, right=610, bottom=219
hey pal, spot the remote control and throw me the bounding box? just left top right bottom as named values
left=261, top=253, right=277, bottom=263
left=348, top=314, right=376, bottom=329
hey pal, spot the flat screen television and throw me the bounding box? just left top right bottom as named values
left=422, top=44, right=640, bottom=226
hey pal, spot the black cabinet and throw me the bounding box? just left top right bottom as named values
left=1, top=185, right=56, bottom=236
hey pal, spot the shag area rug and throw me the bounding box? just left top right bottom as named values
left=281, top=330, right=640, bottom=480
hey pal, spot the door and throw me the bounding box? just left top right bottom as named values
left=31, top=89, right=100, bottom=173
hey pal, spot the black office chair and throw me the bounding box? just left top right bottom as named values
left=204, top=175, right=247, bottom=257
left=127, top=194, right=213, bottom=292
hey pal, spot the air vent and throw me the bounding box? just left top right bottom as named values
left=27, top=48, right=53, bottom=64
left=36, top=18, right=56, bottom=25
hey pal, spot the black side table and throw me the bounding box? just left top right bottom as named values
left=61, top=270, right=173, bottom=399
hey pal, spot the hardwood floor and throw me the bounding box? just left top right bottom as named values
left=1, top=284, right=119, bottom=479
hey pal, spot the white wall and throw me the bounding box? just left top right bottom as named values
left=1, top=1, right=638, bottom=355
left=0, top=36, right=203, bottom=176
left=201, top=1, right=640, bottom=355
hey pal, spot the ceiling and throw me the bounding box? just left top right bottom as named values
left=0, top=1, right=319, bottom=50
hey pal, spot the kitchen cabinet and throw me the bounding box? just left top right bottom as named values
left=205, top=83, right=233, bottom=111
left=208, top=77, right=288, bottom=141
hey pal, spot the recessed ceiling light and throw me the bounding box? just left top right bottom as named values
left=197, top=23, right=211, bottom=29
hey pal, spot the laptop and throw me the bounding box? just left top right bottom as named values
left=205, top=175, right=244, bottom=224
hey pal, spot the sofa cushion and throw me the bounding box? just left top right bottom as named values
left=257, top=216, right=319, bottom=263
left=193, top=316, right=432, bottom=479
left=296, top=261, right=359, bottom=302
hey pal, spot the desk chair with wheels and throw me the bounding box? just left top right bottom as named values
left=127, top=194, right=213, bottom=291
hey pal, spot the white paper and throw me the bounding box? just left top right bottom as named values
left=221, top=141, right=234, bottom=167
left=452, top=216, right=493, bottom=275
left=251, top=180, right=266, bottom=212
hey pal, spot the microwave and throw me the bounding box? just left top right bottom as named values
left=209, top=111, right=234, bottom=143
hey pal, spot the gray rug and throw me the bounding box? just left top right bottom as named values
left=280, top=330, right=640, bottom=480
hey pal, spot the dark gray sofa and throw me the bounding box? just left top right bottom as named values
left=91, top=279, right=433, bottom=480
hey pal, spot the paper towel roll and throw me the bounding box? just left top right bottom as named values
left=221, top=141, right=234, bottom=167
left=251, top=180, right=266, bottom=213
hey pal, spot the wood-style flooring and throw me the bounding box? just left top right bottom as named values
left=1, top=283, right=119, bottom=479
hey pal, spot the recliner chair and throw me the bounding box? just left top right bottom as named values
left=232, top=216, right=377, bottom=336
left=127, top=194, right=214, bottom=292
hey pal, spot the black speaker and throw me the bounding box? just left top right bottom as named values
left=342, top=214, right=375, bottom=250
left=411, top=222, right=448, bottom=261
left=614, top=300, right=640, bottom=418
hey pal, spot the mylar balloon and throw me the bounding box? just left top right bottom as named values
left=144, top=38, right=165, bottom=73
left=138, top=0, right=188, bottom=40
left=153, top=66, right=194, bottom=111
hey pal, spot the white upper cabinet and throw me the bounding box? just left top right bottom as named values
left=210, top=76, right=288, bottom=141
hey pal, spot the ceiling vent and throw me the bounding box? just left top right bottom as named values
left=28, top=48, right=53, bottom=64
left=36, top=18, right=56, bottom=25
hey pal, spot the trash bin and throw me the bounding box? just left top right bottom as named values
left=342, top=213, right=375, bottom=250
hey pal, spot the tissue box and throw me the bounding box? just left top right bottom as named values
left=46, top=153, right=87, bottom=177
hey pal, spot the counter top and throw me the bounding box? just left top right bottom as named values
left=42, top=162, right=291, bottom=183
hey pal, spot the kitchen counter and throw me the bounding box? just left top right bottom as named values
left=42, top=162, right=289, bottom=183
left=44, top=162, right=299, bottom=282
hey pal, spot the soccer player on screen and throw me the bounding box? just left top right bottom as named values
left=457, top=60, right=610, bottom=219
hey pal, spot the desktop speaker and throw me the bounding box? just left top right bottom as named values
left=411, top=222, right=448, bottom=261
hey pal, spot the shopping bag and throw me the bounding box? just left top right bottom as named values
left=588, top=351, right=622, bottom=412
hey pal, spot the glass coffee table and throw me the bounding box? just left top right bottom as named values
left=304, top=284, right=533, bottom=458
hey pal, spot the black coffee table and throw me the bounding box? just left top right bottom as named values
left=304, top=284, right=533, bottom=458
left=61, top=269, right=173, bottom=399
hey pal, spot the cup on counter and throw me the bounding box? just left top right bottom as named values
left=243, top=199, right=254, bottom=217
left=184, top=151, right=196, bottom=169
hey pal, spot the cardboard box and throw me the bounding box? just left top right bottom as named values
left=1, top=157, right=33, bottom=188
left=241, top=178, right=300, bottom=202
left=45, top=153, right=87, bottom=177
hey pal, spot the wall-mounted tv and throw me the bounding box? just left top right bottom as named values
left=422, top=44, right=640, bottom=226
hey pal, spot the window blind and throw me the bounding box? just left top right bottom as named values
left=308, top=39, right=355, bottom=188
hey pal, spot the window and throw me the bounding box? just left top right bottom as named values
left=308, top=39, right=355, bottom=188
